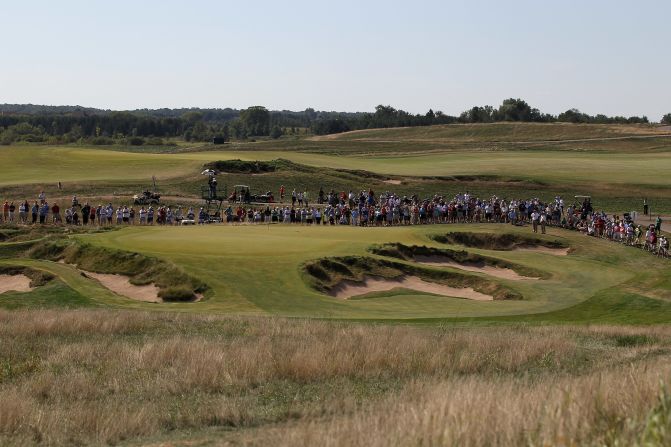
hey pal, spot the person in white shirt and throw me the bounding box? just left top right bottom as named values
left=531, top=210, right=540, bottom=233
left=539, top=212, right=547, bottom=234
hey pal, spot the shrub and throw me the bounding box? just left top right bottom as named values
left=128, top=136, right=145, bottom=146
left=158, top=286, right=196, bottom=302
left=91, top=136, right=115, bottom=145
left=145, top=137, right=164, bottom=146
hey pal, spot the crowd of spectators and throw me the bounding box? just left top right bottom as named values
left=1, top=189, right=667, bottom=257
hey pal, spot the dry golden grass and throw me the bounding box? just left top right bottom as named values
left=1, top=310, right=670, bottom=446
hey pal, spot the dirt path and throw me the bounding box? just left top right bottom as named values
left=329, top=276, right=493, bottom=301
left=414, top=256, right=536, bottom=280
left=0, top=274, right=33, bottom=294
left=634, top=215, right=670, bottom=233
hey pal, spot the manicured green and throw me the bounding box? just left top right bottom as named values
left=2, top=223, right=666, bottom=323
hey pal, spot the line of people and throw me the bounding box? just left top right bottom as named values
left=1, top=189, right=667, bottom=258
left=1, top=195, right=204, bottom=226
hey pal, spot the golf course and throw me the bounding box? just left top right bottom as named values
left=2, top=122, right=671, bottom=446
left=3, top=1, right=671, bottom=444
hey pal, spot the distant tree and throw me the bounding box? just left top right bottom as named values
left=181, top=111, right=203, bottom=125
left=460, top=106, right=495, bottom=123
left=240, top=106, right=270, bottom=136
left=558, top=109, right=588, bottom=123
left=661, top=113, right=671, bottom=125
left=497, top=98, right=535, bottom=121
left=229, top=119, right=247, bottom=139
left=270, top=125, right=283, bottom=139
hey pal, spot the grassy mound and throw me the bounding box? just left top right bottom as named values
left=26, top=239, right=207, bottom=300
left=303, top=255, right=521, bottom=300
left=434, top=232, right=568, bottom=251
left=204, top=159, right=279, bottom=173
left=0, top=224, right=115, bottom=244
left=370, top=243, right=547, bottom=279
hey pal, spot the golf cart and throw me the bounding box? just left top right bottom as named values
left=133, top=190, right=161, bottom=205
left=133, top=191, right=161, bottom=205
left=251, top=191, right=275, bottom=203
left=134, top=177, right=161, bottom=205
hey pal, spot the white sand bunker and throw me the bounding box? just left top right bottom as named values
left=85, top=272, right=161, bottom=303
left=0, top=274, right=34, bottom=294
left=329, top=276, right=493, bottom=301
left=383, top=179, right=402, bottom=185
left=414, top=256, right=537, bottom=281
left=514, top=246, right=570, bottom=256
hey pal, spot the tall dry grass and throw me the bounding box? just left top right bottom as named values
left=263, top=359, right=671, bottom=446
left=0, top=309, right=670, bottom=445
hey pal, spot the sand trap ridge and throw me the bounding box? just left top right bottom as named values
left=414, top=256, right=537, bottom=281
left=85, top=272, right=162, bottom=303
left=0, top=274, right=34, bottom=294
left=329, top=276, right=493, bottom=301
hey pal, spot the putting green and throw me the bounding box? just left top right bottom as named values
left=18, top=223, right=651, bottom=321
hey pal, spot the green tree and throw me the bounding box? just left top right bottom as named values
left=497, top=98, right=535, bottom=121
left=662, top=113, right=671, bottom=125
left=229, top=119, right=247, bottom=140
left=240, top=106, right=270, bottom=136
left=270, top=125, right=283, bottom=139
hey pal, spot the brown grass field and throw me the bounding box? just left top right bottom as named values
left=2, top=309, right=671, bottom=446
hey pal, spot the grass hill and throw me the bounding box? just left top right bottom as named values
left=312, top=122, right=670, bottom=143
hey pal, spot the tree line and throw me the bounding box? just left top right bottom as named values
left=0, top=100, right=664, bottom=145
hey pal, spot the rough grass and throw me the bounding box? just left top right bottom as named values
left=1, top=310, right=671, bottom=446
left=433, top=231, right=568, bottom=250
left=0, top=279, right=93, bottom=310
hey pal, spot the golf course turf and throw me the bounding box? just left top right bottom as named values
left=2, top=223, right=669, bottom=324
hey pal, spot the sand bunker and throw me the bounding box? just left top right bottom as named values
left=0, top=274, right=34, bottom=294
left=85, top=272, right=161, bottom=303
left=382, top=179, right=402, bottom=185
left=414, top=256, right=537, bottom=281
left=514, top=246, right=570, bottom=256
left=329, top=276, right=493, bottom=301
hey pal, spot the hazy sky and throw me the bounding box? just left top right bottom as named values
left=2, top=0, right=669, bottom=119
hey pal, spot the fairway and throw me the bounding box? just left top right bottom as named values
left=3, top=144, right=671, bottom=189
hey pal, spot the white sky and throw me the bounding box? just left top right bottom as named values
left=1, top=0, right=669, bottom=119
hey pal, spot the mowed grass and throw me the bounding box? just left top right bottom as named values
left=3, top=144, right=671, bottom=189
left=0, top=223, right=659, bottom=323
